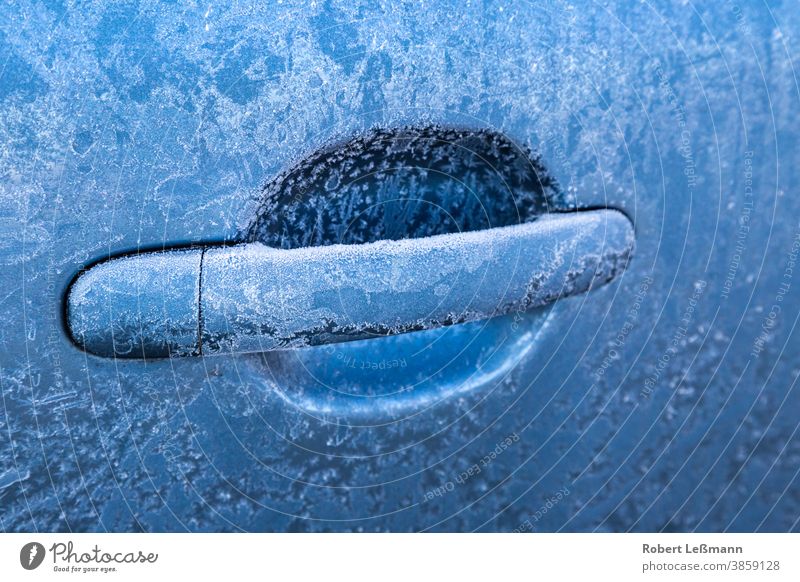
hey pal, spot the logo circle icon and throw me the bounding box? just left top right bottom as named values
left=20, top=542, right=45, bottom=570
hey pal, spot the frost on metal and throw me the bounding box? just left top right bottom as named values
left=67, top=249, right=202, bottom=358
left=67, top=210, right=633, bottom=358
left=1, top=0, right=797, bottom=533
left=247, top=125, right=559, bottom=249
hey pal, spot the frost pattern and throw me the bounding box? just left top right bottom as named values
left=247, top=125, right=559, bottom=249
left=0, top=0, right=798, bottom=533
left=204, top=211, right=633, bottom=354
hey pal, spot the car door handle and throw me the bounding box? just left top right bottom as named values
left=66, top=209, right=634, bottom=359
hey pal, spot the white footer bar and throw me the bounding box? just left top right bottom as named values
left=1, top=533, right=796, bottom=581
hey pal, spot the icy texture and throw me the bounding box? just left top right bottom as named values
left=67, top=249, right=201, bottom=358
left=247, top=125, right=558, bottom=248
left=1, top=0, right=799, bottom=533
left=203, top=210, right=633, bottom=354
left=66, top=211, right=631, bottom=358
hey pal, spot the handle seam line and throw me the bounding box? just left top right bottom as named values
left=197, top=248, right=206, bottom=356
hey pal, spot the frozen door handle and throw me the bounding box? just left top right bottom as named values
left=67, top=210, right=634, bottom=358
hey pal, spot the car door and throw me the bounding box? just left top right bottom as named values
left=1, top=0, right=798, bottom=532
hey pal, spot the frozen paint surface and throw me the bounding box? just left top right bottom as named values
left=203, top=211, right=633, bottom=353
left=247, top=125, right=559, bottom=249
left=68, top=248, right=202, bottom=358
left=67, top=211, right=633, bottom=357
left=0, top=0, right=799, bottom=532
